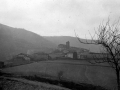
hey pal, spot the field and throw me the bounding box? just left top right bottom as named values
left=2, top=59, right=117, bottom=90
left=0, top=77, right=70, bottom=90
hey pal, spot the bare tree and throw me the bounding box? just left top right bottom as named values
left=75, top=19, right=120, bottom=90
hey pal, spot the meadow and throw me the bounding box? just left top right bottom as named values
left=2, top=59, right=116, bottom=90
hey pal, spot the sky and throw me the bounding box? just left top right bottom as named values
left=0, top=0, right=120, bottom=38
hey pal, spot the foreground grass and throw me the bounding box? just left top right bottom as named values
left=0, top=77, right=70, bottom=90
left=0, top=72, right=108, bottom=90
left=22, top=75, right=108, bottom=90
left=2, top=60, right=116, bottom=89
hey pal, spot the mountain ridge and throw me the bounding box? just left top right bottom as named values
left=0, top=23, right=57, bottom=61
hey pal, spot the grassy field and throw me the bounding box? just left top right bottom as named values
left=0, top=77, right=70, bottom=90
left=2, top=59, right=116, bottom=90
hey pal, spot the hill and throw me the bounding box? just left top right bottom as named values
left=0, top=24, right=57, bottom=61
left=44, top=36, right=102, bottom=52
left=2, top=60, right=116, bottom=89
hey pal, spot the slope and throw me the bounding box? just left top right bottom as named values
left=0, top=24, right=56, bottom=61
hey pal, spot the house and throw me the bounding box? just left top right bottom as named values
left=58, top=41, right=70, bottom=51
left=78, top=52, right=90, bottom=59
left=58, top=41, right=89, bottom=54
left=15, top=53, right=31, bottom=61
left=58, top=44, right=67, bottom=51
left=66, top=52, right=73, bottom=58
left=32, top=52, right=49, bottom=61
left=88, top=52, right=110, bottom=59
left=78, top=52, right=110, bottom=60
left=4, top=53, right=32, bottom=67
left=70, top=47, right=89, bottom=53
left=57, top=41, right=90, bottom=59
left=66, top=52, right=78, bottom=59
left=49, top=53, right=65, bottom=59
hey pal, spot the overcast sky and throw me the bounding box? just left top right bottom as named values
left=0, top=0, right=120, bottom=38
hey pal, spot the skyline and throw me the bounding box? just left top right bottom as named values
left=0, top=0, right=120, bottom=38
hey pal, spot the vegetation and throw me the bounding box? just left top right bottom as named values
left=0, top=72, right=108, bottom=90
left=0, top=77, right=69, bottom=90
left=2, top=60, right=115, bottom=89
left=57, top=71, right=64, bottom=81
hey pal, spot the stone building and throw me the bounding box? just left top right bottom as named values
left=58, top=41, right=70, bottom=51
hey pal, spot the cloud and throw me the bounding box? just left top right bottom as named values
left=0, top=0, right=120, bottom=38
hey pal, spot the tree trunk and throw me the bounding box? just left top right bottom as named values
left=116, top=69, right=120, bottom=90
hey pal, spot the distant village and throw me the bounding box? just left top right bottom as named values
left=0, top=41, right=109, bottom=68
left=49, top=41, right=109, bottom=59
left=0, top=41, right=108, bottom=68
left=50, top=41, right=90, bottom=59
left=26, top=41, right=95, bottom=61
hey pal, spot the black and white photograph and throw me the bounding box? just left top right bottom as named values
left=0, top=0, right=120, bottom=90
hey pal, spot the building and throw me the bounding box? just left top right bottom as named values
left=58, top=41, right=89, bottom=53
left=4, top=53, right=32, bottom=67
left=66, top=52, right=78, bottom=59
left=58, top=41, right=70, bottom=51
left=88, top=52, right=110, bottom=59
left=58, top=44, right=67, bottom=51
left=78, top=52, right=90, bottom=59
left=73, top=52, right=78, bottom=59
left=66, top=41, right=70, bottom=49
left=70, top=47, right=89, bottom=53
left=15, top=53, right=31, bottom=61
left=78, top=52, right=110, bottom=59
left=49, top=53, right=65, bottom=59
left=66, top=52, right=73, bottom=58
left=57, top=41, right=90, bottom=59
left=32, top=52, right=49, bottom=61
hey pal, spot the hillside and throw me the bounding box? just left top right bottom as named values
left=2, top=60, right=115, bottom=89
left=44, top=36, right=102, bottom=52
left=0, top=24, right=57, bottom=61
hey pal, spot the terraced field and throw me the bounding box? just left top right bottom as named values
left=2, top=60, right=116, bottom=90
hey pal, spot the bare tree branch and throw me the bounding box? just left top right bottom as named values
left=76, top=18, right=120, bottom=90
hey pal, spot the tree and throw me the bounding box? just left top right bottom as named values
left=75, top=19, right=120, bottom=90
